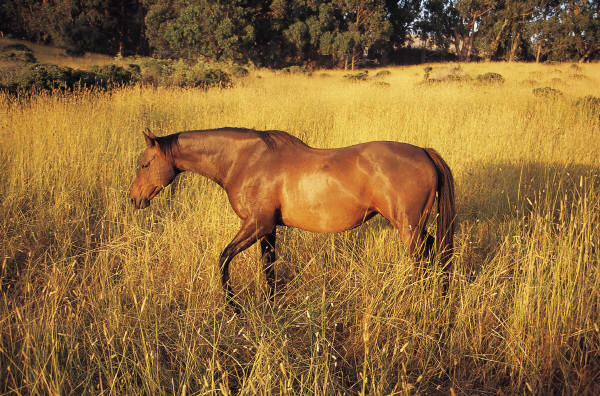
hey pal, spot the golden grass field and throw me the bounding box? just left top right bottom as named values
left=1, top=57, right=599, bottom=394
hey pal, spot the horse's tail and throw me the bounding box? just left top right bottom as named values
left=423, top=148, right=455, bottom=268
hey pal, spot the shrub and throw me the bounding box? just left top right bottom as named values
left=423, top=66, right=433, bottom=80
left=1, top=63, right=136, bottom=94
left=230, top=65, right=248, bottom=78
left=522, top=79, right=538, bottom=86
left=476, top=72, right=504, bottom=84
left=574, top=95, right=600, bottom=118
left=0, top=44, right=36, bottom=63
left=423, top=66, right=470, bottom=84
left=374, top=70, right=391, bottom=78
left=1, top=43, right=32, bottom=52
left=343, top=71, right=369, bottom=81
left=569, top=73, right=588, bottom=80
left=373, top=81, right=390, bottom=88
left=157, top=60, right=232, bottom=89
left=138, top=58, right=174, bottom=85
left=136, top=58, right=232, bottom=89
left=15, top=63, right=75, bottom=91
left=88, top=64, right=134, bottom=88
left=533, top=87, right=563, bottom=98
left=283, top=65, right=310, bottom=74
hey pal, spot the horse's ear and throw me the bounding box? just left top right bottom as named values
left=143, top=128, right=157, bottom=147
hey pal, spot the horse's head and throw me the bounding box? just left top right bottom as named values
left=130, top=129, right=178, bottom=209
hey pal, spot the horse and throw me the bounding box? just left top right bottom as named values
left=129, top=127, right=455, bottom=308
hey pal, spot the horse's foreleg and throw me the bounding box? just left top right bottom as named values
left=260, top=229, right=277, bottom=300
left=219, top=219, right=274, bottom=311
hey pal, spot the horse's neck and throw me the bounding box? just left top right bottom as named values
left=173, top=132, right=235, bottom=187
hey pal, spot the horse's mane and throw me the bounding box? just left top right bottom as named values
left=258, top=129, right=309, bottom=150
left=156, top=133, right=180, bottom=164
left=155, top=128, right=308, bottom=160
left=211, top=127, right=308, bottom=150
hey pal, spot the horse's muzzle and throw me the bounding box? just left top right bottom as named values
left=131, top=196, right=150, bottom=209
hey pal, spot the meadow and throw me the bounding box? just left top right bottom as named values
left=1, top=60, right=599, bottom=394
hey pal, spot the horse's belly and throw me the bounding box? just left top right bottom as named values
left=280, top=174, right=372, bottom=233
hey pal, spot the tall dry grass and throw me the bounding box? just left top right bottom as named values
left=1, top=62, right=599, bottom=394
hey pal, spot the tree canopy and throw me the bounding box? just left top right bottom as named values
left=1, top=0, right=598, bottom=66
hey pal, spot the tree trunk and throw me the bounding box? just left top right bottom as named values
left=465, top=34, right=474, bottom=62
left=488, top=18, right=509, bottom=60
left=579, top=43, right=596, bottom=63
left=351, top=48, right=356, bottom=70
left=453, top=31, right=465, bottom=61
left=508, top=31, right=521, bottom=62
left=536, top=41, right=542, bottom=63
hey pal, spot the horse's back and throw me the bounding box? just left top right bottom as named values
left=274, top=141, right=437, bottom=233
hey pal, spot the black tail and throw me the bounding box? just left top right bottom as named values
left=423, top=148, right=455, bottom=269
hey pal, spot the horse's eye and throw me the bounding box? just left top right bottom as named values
left=141, top=163, right=150, bottom=169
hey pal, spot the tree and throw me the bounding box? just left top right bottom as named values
left=143, top=0, right=263, bottom=62
left=419, top=0, right=494, bottom=61
left=534, top=1, right=599, bottom=62
left=29, top=0, right=148, bottom=56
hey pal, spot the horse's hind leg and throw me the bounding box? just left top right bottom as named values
left=260, top=229, right=276, bottom=300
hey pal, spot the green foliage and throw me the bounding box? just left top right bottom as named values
left=533, top=86, right=563, bottom=98
left=1, top=0, right=598, bottom=66
left=14, top=63, right=77, bottom=91
left=0, top=63, right=136, bottom=94
left=146, top=0, right=259, bottom=62
left=137, top=58, right=232, bottom=89
left=88, top=65, right=134, bottom=87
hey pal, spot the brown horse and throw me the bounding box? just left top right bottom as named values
left=130, top=127, right=455, bottom=307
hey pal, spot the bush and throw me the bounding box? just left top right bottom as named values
left=137, top=58, right=232, bottom=89
left=138, top=58, right=173, bottom=85
left=14, top=63, right=75, bottom=91
left=0, top=44, right=36, bottom=63
left=0, top=63, right=137, bottom=94
left=476, top=72, right=504, bottom=84
left=1, top=44, right=32, bottom=52
left=283, top=65, right=310, bottom=74
left=374, top=70, right=391, bottom=78
left=574, top=95, right=600, bottom=118
left=230, top=65, right=248, bottom=78
left=373, top=81, right=390, bottom=88
left=422, top=66, right=470, bottom=84
left=88, top=64, right=134, bottom=87
left=533, top=87, right=563, bottom=98
left=569, top=73, right=588, bottom=80
left=344, top=70, right=369, bottom=81
left=0, top=57, right=234, bottom=94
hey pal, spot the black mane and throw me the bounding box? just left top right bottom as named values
left=156, top=133, right=181, bottom=163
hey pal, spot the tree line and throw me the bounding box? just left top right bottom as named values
left=1, top=1, right=598, bottom=67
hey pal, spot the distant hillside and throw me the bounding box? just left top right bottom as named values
left=0, top=38, right=130, bottom=69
